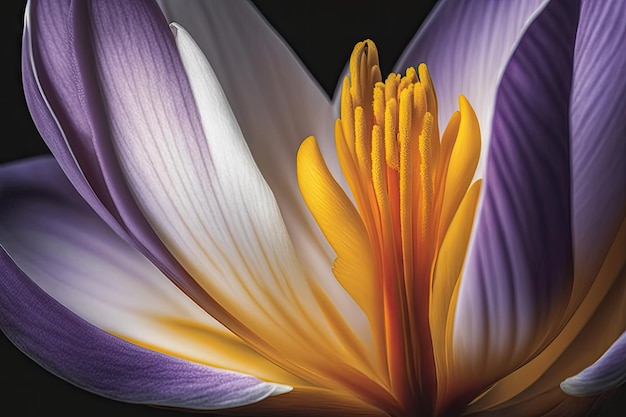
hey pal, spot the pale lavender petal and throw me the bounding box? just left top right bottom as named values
left=454, top=0, right=579, bottom=375
left=169, top=22, right=372, bottom=356
left=85, top=11, right=377, bottom=388
left=0, top=249, right=288, bottom=409
left=24, top=0, right=373, bottom=379
left=561, top=330, right=626, bottom=396
left=570, top=0, right=626, bottom=294
left=156, top=0, right=339, bottom=180
left=0, top=157, right=290, bottom=410
left=0, top=157, right=295, bottom=384
left=22, top=0, right=221, bottom=315
left=156, top=0, right=348, bottom=313
left=394, top=0, right=548, bottom=179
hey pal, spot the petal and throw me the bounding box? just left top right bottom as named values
left=456, top=2, right=626, bottom=409
left=22, top=0, right=215, bottom=313
left=0, top=160, right=290, bottom=410
left=452, top=0, right=579, bottom=391
left=569, top=0, right=626, bottom=304
left=156, top=0, right=338, bottom=177
left=394, top=0, right=549, bottom=179
left=0, top=249, right=289, bottom=409
left=430, top=180, right=481, bottom=383
left=156, top=0, right=345, bottom=298
left=465, top=388, right=622, bottom=417
left=561, top=330, right=626, bottom=396
left=22, top=0, right=135, bottom=228
left=296, top=136, right=383, bottom=358
left=0, top=156, right=299, bottom=386
left=21, top=0, right=120, bottom=233
left=24, top=0, right=379, bottom=398
left=464, top=216, right=626, bottom=413
left=104, top=12, right=381, bottom=399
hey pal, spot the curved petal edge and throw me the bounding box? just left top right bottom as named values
left=0, top=190, right=290, bottom=409
left=453, top=0, right=579, bottom=378
left=561, top=330, right=626, bottom=397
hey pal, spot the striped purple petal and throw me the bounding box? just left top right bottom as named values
left=453, top=0, right=579, bottom=379
left=393, top=0, right=548, bottom=179
left=22, top=0, right=226, bottom=320
left=570, top=0, right=626, bottom=299
left=0, top=249, right=287, bottom=409
left=561, top=329, right=626, bottom=397
left=0, top=157, right=290, bottom=410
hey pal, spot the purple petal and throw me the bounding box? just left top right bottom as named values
left=23, top=0, right=106, bottom=191
left=103, top=0, right=373, bottom=383
left=393, top=0, right=548, bottom=179
left=0, top=156, right=298, bottom=385
left=22, top=0, right=224, bottom=317
left=0, top=249, right=288, bottom=409
left=454, top=0, right=579, bottom=377
left=21, top=2, right=121, bottom=235
left=570, top=0, right=626, bottom=297
left=22, top=0, right=375, bottom=391
left=0, top=157, right=290, bottom=410
left=95, top=17, right=377, bottom=389
left=561, top=330, right=626, bottom=396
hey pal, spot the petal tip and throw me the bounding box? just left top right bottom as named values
left=560, top=378, right=584, bottom=397
left=169, top=22, right=180, bottom=35
left=269, top=383, right=293, bottom=397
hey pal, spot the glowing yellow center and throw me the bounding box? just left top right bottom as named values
left=297, top=40, right=482, bottom=414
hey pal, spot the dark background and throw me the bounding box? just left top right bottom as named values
left=1, top=1, right=625, bottom=416
left=0, top=0, right=436, bottom=416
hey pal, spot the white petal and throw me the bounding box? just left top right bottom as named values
left=181, top=23, right=373, bottom=367
left=0, top=156, right=296, bottom=386
left=156, top=0, right=347, bottom=294
left=102, top=13, right=376, bottom=385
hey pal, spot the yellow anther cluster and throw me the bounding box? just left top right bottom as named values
left=296, top=39, right=482, bottom=412
left=336, top=40, right=442, bottom=285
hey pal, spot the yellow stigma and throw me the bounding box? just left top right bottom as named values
left=297, top=40, right=482, bottom=414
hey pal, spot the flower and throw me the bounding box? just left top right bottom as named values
left=1, top=0, right=625, bottom=416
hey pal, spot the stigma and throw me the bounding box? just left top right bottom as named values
left=297, top=40, right=482, bottom=415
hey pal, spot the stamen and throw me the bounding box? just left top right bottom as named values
left=373, top=83, right=386, bottom=128
left=413, top=83, right=427, bottom=135
left=384, top=100, right=399, bottom=170
left=340, top=77, right=355, bottom=155
left=385, top=73, right=400, bottom=103
left=371, top=125, right=388, bottom=212
left=296, top=39, right=482, bottom=414
left=355, top=106, right=371, bottom=175
left=371, top=65, right=383, bottom=86
left=418, top=112, right=434, bottom=247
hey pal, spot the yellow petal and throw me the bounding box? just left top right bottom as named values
left=297, top=136, right=383, bottom=348
left=429, top=180, right=482, bottom=400
left=116, top=316, right=306, bottom=386
left=437, top=96, right=481, bottom=243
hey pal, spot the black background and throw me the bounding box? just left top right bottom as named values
left=1, top=1, right=625, bottom=416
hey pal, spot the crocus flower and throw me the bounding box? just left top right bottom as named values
left=2, top=0, right=625, bottom=415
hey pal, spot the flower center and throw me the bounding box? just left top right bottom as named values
left=297, top=40, right=482, bottom=414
